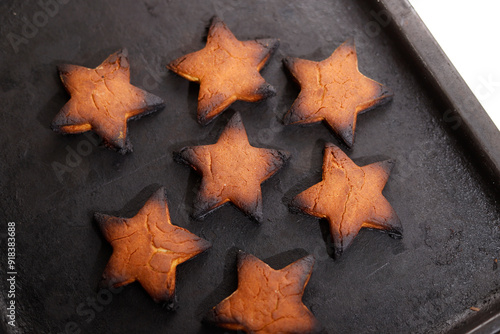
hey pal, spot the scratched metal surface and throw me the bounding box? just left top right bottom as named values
left=0, top=0, right=499, bottom=333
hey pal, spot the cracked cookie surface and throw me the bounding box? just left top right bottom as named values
left=206, top=251, right=320, bottom=334
left=95, top=187, right=211, bottom=303
left=283, top=39, right=392, bottom=147
left=175, top=112, right=289, bottom=223
left=52, top=49, right=164, bottom=153
left=167, top=16, right=278, bottom=125
left=291, top=143, right=402, bottom=258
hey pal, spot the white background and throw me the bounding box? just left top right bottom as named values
left=409, top=0, right=500, bottom=131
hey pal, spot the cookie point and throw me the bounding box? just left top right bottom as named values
left=337, top=128, right=354, bottom=148
left=237, top=250, right=251, bottom=263
left=211, top=15, right=222, bottom=23
left=198, top=237, right=212, bottom=251
left=342, top=37, right=355, bottom=49
left=118, top=48, right=128, bottom=57
left=255, top=82, right=276, bottom=99
left=143, top=91, right=165, bottom=109
left=302, top=254, right=315, bottom=263
left=197, top=109, right=216, bottom=126
left=381, top=159, right=396, bottom=171
left=228, top=111, right=243, bottom=126
left=389, top=226, right=403, bottom=239
left=282, top=56, right=295, bottom=69
left=332, top=246, right=344, bottom=260
left=173, top=146, right=193, bottom=165
left=324, top=142, right=337, bottom=150
left=278, top=149, right=291, bottom=162
left=152, top=186, right=167, bottom=201
left=50, top=116, right=64, bottom=131
left=250, top=210, right=264, bottom=223
left=115, top=139, right=133, bottom=154
left=57, top=63, right=73, bottom=74
left=197, top=114, right=209, bottom=126
left=159, top=294, right=178, bottom=309
left=210, top=15, right=225, bottom=28
left=380, top=84, right=394, bottom=99
left=289, top=196, right=300, bottom=210
left=257, top=38, right=280, bottom=52
left=94, top=212, right=112, bottom=226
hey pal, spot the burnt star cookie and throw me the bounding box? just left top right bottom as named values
left=283, top=39, right=393, bottom=147
left=167, top=16, right=278, bottom=125
left=291, top=143, right=401, bottom=258
left=206, top=251, right=320, bottom=334
left=175, top=112, right=289, bottom=222
left=95, top=187, right=211, bottom=304
left=52, top=49, right=164, bottom=154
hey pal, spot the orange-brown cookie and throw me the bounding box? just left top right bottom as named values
left=167, top=17, right=278, bottom=125
left=52, top=49, right=164, bottom=154
left=283, top=39, right=392, bottom=147
left=291, top=143, right=402, bottom=258
left=95, top=187, right=211, bottom=304
left=206, top=251, right=320, bottom=334
left=175, top=112, right=289, bottom=222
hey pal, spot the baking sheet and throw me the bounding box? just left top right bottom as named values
left=0, top=0, right=499, bottom=333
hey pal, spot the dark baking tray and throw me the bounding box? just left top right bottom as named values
left=0, top=0, right=499, bottom=333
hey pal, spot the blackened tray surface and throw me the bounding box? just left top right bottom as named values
left=0, top=0, right=499, bottom=333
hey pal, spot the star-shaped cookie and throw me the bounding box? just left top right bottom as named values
left=291, top=143, right=402, bottom=258
left=175, top=112, right=289, bottom=222
left=167, top=16, right=279, bottom=125
left=206, top=251, right=320, bottom=334
left=52, top=49, right=165, bottom=153
left=95, top=187, right=211, bottom=304
left=283, top=39, right=393, bottom=147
